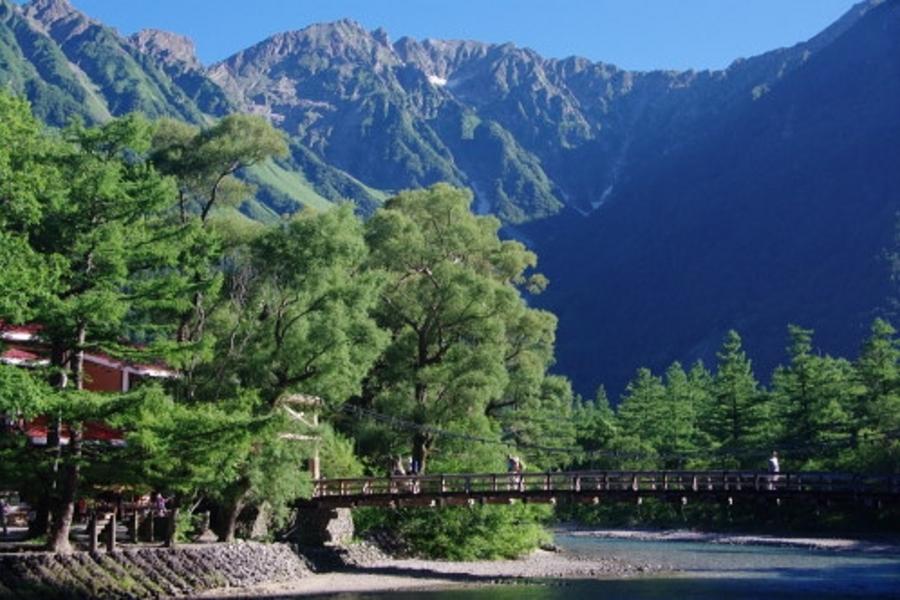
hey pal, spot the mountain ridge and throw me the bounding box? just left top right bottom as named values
left=0, top=0, right=896, bottom=398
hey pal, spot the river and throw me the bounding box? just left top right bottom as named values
left=317, top=533, right=900, bottom=599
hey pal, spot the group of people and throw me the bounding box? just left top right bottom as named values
left=389, top=455, right=420, bottom=477
left=507, top=453, right=525, bottom=490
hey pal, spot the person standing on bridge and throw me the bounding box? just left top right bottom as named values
left=768, top=451, right=780, bottom=490
left=0, top=497, right=8, bottom=536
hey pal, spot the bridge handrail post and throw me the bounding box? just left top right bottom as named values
left=492, top=474, right=497, bottom=492
left=574, top=475, right=581, bottom=492
left=631, top=473, right=638, bottom=492
left=663, top=472, right=668, bottom=491
left=131, top=509, right=139, bottom=544
left=106, top=511, right=116, bottom=553
left=440, top=475, right=447, bottom=493
left=88, top=511, right=99, bottom=552
left=691, top=474, right=698, bottom=492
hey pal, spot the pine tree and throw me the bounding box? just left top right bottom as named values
left=616, top=368, right=667, bottom=467
left=660, top=362, right=701, bottom=468
left=708, top=330, right=765, bottom=467
left=855, top=318, right=900, bottom=433
left=771, top=325, right=854, bottom=469
left=572, top=387, right=619, bottom=469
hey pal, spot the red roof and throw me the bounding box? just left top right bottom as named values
left=1, top=322, right=176, bottom=378
left=2, top=347, right=42, bottom=362
left=23, top=416, right=125, bottom=445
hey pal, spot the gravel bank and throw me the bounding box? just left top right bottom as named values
left=564, top=528, right=900, bottom=554
left=199, top=544, right=668, bottom=598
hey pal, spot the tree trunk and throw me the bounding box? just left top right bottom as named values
left=71, top=324, right=86, bottom=391
left=217, top=488, right=248, bottom=543
left=47, top=428, right=81, bottom=554
left=163, top=500, right=179, bottom=548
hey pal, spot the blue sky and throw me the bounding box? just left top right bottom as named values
left=66, top=0, right=858, bottom=71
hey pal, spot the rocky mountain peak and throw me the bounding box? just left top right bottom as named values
left=24, top=0, right=78, bottom=25
left=215, top=18, right=401, bottom=80
left=130, top=28, right=201, bottom=71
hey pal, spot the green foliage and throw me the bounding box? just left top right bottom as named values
left=355, top=504, right=551, bottom=560
left=151, top=114, right=288, bottom=222
left=707, top=331, right=768, bottom=467
left=319, top=425, right=365, bottom=478
left=770, top=326, right=856, bottom=469
left=358, top=183, right=558, bottom=473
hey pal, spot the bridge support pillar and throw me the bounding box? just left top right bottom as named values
left=290, top=507, right=354, bottom=546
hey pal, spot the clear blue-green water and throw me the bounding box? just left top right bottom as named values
left=318, top=534, right=900, bottom=599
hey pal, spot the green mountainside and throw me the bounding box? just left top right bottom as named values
left=1, top=0, right=897, bottom=397
left=5, top=0, right=881, bottom=225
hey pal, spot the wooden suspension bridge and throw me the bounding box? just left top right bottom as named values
left=301, top=470, right=900, bottom=509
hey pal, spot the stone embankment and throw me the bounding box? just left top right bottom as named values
left=0, top=542, right=311, bottom=599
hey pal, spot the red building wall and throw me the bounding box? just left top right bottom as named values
left=84, top=361, right=123, bottom=392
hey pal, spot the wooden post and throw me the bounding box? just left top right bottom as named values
left=663, top=473, right=669, bottom=491
left=691, top=475, right=698, bottom=492
left=106, top=512, right=116, bottom=553
left=492, top=474, right=498, bottom=492
left=631, top=474, right=638, bottom=492
left=148, top=510, right=154, bottom=543
left=131, top=510, right=139, bottom=543
left=440, top=475, right=447, bottom=493
left=88, top=512, right=98, bottom=552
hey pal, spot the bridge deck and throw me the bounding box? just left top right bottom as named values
left=303, top=470, right=900, bottom=509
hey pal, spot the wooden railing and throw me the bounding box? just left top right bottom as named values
left=307, top=470, right=900, bottom=506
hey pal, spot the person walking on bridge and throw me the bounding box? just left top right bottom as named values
left=767, top=451, right=780, bottom=490
left=507, top=454, right=525, bottom=491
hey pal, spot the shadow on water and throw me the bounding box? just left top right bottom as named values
left=220, top=575, right=900, bottom=600
left=199, top=562, right=900, bottom=600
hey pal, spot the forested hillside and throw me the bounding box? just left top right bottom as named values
left=527, top=0, right=900, bottom=397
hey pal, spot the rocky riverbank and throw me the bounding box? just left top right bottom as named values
left=199, top=541, right=667, bottom=598
left=0, top=542, right=312, bottom=599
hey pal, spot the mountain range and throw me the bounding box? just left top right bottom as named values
left=2, top=0, right=898, bottom=397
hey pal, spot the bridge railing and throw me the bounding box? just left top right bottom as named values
left=312, top=470, right=900, bottom=499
